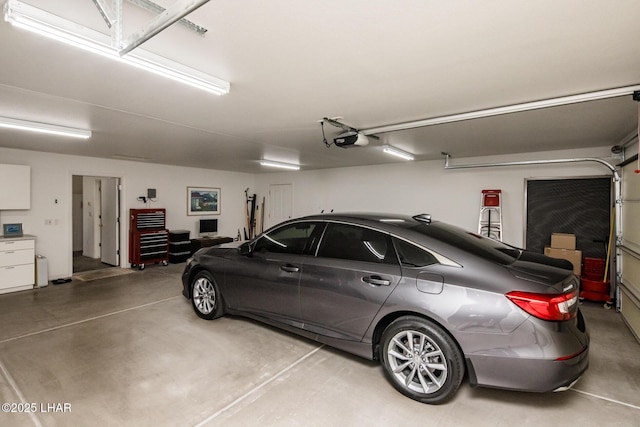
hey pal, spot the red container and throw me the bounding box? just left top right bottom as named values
left=481, top=190, right=501, bottom=207
left=582, top=257, right=605, bottom=281
left=581, top=278, right=609, bottom=294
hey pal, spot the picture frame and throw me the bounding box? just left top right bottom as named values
left=187, top=187, right=220, bottom=215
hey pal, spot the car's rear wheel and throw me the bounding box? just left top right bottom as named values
left=381, top=316, right=464, bottom=404
left=190, top=271, right=224, bottom=320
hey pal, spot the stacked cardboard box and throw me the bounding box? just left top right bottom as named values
left=544, top=233, right=582, bottom=275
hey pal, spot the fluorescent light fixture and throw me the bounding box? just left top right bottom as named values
left=111, top=154, right=152, bottom=161
left=382, top=145, right=414, bottom=161
left=362, top=85, right=640, bottom=135
left=4, top=0, right=230, bottom=95
left=260, top=160, right=300, bottom=170
left=0, top=116, right=91, bottom=139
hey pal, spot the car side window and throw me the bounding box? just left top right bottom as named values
left=392, top=237, right=438, bottom=267
left=317, top=223, right=397, bottom=264
left=253, top=222, right=318, bottom=255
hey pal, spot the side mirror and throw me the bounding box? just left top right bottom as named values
left=238, top=241, right=252, bottom=256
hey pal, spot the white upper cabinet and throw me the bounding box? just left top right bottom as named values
left=0, top=164, right=31, bottom=209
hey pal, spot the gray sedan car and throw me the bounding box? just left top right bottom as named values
left=181, top=213, right=589, bottom=404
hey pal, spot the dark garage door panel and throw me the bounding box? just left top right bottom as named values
left=526, top=177, right=611, bottom=259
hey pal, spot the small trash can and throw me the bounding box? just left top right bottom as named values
left=36, top=255, right=48, bottom=287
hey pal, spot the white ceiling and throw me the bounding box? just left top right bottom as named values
left=0, top=0, right=638, bottom=173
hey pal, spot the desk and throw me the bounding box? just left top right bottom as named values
left=190, top=236, right=234, bottom=254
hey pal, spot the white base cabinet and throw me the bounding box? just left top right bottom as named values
left=0, top=236, right=35, bottom=294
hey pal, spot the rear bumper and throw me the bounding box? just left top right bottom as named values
left=467, top=344, right=589, bottom=392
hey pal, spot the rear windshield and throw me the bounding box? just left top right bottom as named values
left=410, top=222, right=520, bottom=265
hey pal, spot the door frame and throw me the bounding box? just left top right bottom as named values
left=68, top=172, right=126, bottom=275
left=268, top=183, right=293, bottom=229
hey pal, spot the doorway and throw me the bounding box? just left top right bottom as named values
left=72, top=175, right=121, bottom=273
left=268, top=184, right=293, bottom=229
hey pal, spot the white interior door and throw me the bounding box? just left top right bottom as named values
left=100, top=178, right=120, bottom=266
left=268, top=184, right=293, bottom=228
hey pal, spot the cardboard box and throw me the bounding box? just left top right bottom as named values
left=544, top=247, right=582, bottom=276
left=551, top=233, right=576, bottom=250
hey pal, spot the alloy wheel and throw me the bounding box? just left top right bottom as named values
left=193, top=277, right=216, bottom=315
left=386, top=329, right=448, bottom=395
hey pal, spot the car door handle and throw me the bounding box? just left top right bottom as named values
left=281, top=264, right=300, bottom=273
left=362, top=276, right=391, bottom=286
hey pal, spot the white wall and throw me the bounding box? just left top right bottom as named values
left=0, top=147, right=255, bottom=280
left=0, top=145, right=619, bottom=281
left=254, top=147, right=618, bottom=247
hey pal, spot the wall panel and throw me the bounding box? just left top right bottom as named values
left=620, top=157, right=640, bottom=341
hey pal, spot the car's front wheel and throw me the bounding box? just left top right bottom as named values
left=190, top=271, right=224, bottom=320
left=381, top=316, right=464, bottom=404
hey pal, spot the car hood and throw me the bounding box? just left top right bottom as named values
left=215, top=241, right=244, bottom=249
left=195, top=240, right=243, bottom=257
left=505, top=251, right=574, bottom=287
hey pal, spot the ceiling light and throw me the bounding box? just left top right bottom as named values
left=260, top=160, right=300, bottom=170
left=4, top=0, right=230, bottom=95
left=362, top=85, right=640, bottom=135
left=382, top=145, right=414, bottom=161
left=111, top=154, right=152, bottom=161
left=0, top=116, right=91, bottom=139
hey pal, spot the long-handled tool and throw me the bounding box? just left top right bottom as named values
left=244, top=188, right=251, bottom=240
left=249, top=192, right=256, bottom=238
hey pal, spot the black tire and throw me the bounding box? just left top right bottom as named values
left=380, top=316, right=464, bottom=404
left=190, top=270, right=224, bottom=320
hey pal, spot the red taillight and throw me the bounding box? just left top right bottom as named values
left=555, top=345, right=587, bottom=361
left=506, top=290, right=578, bottom=321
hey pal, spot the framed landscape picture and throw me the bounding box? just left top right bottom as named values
left=188, top=187, right=220, bottom=215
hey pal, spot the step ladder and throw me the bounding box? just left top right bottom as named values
left=478, top=189, right=502, bottom=241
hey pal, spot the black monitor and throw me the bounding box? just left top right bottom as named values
left=199, top=218, right=218, bottom=236
left=3, top=223, right=23, bottom=237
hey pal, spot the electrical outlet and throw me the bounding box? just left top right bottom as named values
left=45, top=219, right=52, bottom=225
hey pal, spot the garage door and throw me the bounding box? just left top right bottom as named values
left=525, top=177, right=611, bottom=258
left=620, top=154, right=640, bottom=342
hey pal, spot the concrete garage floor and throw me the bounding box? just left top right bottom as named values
left=0, top=264, right=639, bottom=426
